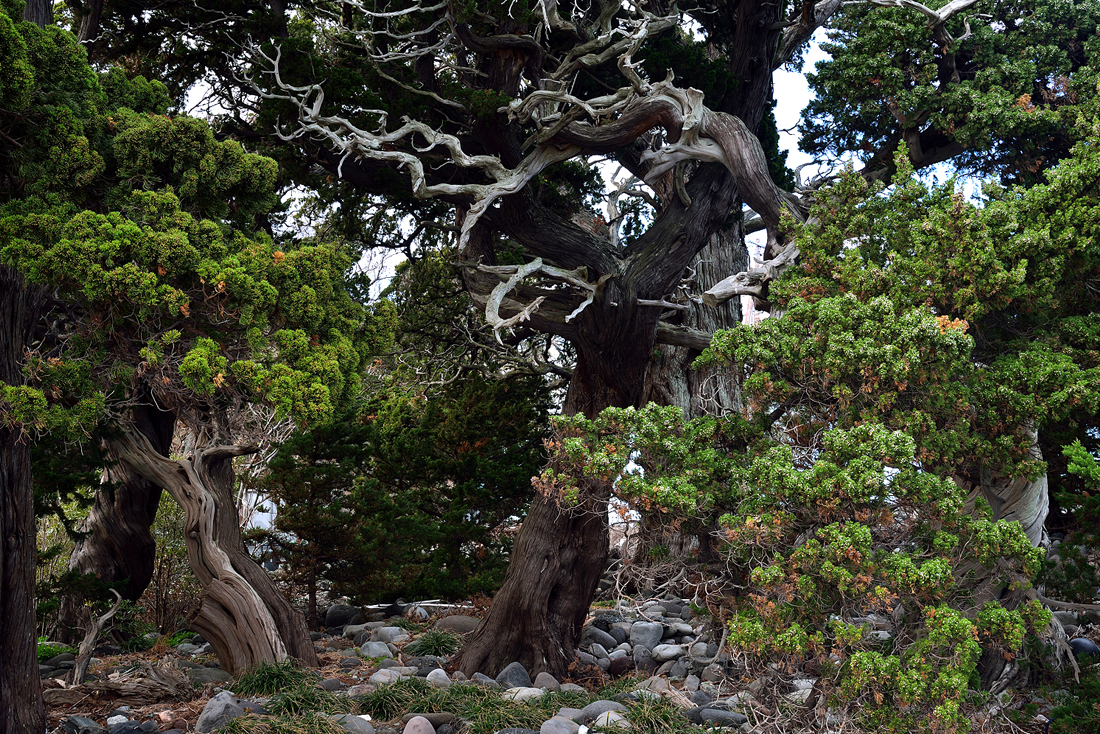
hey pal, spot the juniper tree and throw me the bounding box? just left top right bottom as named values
left=1, top=8, right=389, bottom=724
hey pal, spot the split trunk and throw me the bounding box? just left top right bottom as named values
left=112, top=427, right=317, bottom=675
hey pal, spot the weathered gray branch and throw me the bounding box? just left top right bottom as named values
left=702, top=244, right=801, bottom=307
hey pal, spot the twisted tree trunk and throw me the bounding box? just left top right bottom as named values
left=0, top=265, right=47, bottom=734
left=56, top=396, right=175, bottom=642
left=112, top=428, right=317, bottom=674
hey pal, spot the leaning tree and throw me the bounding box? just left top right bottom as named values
left=1, top=6, right=390, bottom=699
left=216, top=0, right=1100, bottom=677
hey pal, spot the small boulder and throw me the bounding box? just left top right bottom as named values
left=582, top=626, right=617, bottom=650
left=540, top=718, right=578, bottom=734
left=533, top=671, right=560, bottom=691
left=401, top=716, right=435, bottom=734
left=433, top=615, right=480, bottom=634
left=62, top=717, right=106, bottom=734
left=651, top=644, right=683, bottom=662
left=472, top=672, right=499, bottom=687
left=369, top=669, right=401, bottom=685
left=578, top=700, right=627, bottom=723
left=629, top=621, right=663, bottom=651
left=504, top=687, right=546, bottom=703
left=401, top=713, right=456, bottom=728
left=426, top=668, right=451, bottom=688
left=371, top=627, right=410, bottom=645
left=496, top=661, right=533, bottom=689
left=330, top=714, right=375, bottom=734
left=360, top=641, right=391, bottom=658
left=195, top=691, right=245, bottom=733
left=591, top=711, right=630, bottom=730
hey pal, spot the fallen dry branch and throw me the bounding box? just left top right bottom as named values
left=44, top=661, right=194, bottom=707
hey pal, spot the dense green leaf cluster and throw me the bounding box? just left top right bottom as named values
left=0, top=2, right=384, bottom=435
left=804, top=0, right=1100, bottom=183
left=259, top=371, right=549, bottom=604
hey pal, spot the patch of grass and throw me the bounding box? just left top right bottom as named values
left=267, top=685, right=357, bottom=716
left=354, top=678, right=597, bottom=734
left=389, top=617, right=426, bottom=633
left=404, top=630, right=462, bottom=657
left=233, top=659, right=321, bottom=697
left=219, top=712, right=348, bottom=734
left=164, top=631, right=194, bottom=647
left=622, top=696, right=700, bottom=734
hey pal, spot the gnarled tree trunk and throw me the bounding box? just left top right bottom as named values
left=956, top=425, right=1049, bottom=688
left=56, top=396, right=175, bottom=642
left=0, top=265, right=47, bottom=734
left=112, top=428, right=317, bottom=674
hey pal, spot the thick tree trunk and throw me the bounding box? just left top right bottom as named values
left=958, top=425, right=1049, bottom=547
left=0, top=265, right=47, bottom=734
left=456, top=334, right=652, bottom=678
left=56, top=396, right=175, bottom=641
left=455, top=476, right=610, bottom=678
left=21, top=0, right=50, bottom=27
left=112, top=428, right=318, bottom=674
left=643, top=225, right=747, bottom=417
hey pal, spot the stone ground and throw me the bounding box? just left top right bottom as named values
left=40, top=599, right=1097, bottom=734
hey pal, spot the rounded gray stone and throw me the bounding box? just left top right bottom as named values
left=195, top=691, right=244, bottom=733
left=426, top=668, right=451, bottom=688
left=651, top=644, right=683, bottom=662
left=330, top=714, right=376, bottom=734
left=433, top=615, right=480, bottom=634
left=496, top=661, right=533, bottom=688
left=578, top=700, right=627, bottom=723
left=629, top=621, right=663, bottom=651
left=371, top=627, right=410, bottom=644
left=402, top=716, right=435, bottom=734
left=582, top=626, right=617, bottom=649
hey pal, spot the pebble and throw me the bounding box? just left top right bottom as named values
left=496, top=661, right=533, bottom=688
left=629, top=621, right=664, bottom=651
left=533, top=671, right=560, bottom=691
left=401, top=716, right=435, bottom=734
left=368, top=668, right=401, bottom=685
left=426, top=668, right=451, bottom=688
left=591, top=711, right=630, bottom=729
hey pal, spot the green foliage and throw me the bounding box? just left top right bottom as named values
left=1050, top=659, right=1100, bottom=734
left=353, top=677, right=591, bottom=732
left=260, top=369, right=549, bottom=603
left=0, top=9, right=384, bottom=447
left=217, top=712, right=348, bottom=734
left=36, top=637, right=77, bottom=663
left=403, top=630, right=462, bottom=657
left=266, top=685, right=357, bottom=716
left=1041, top=440, right=1100, bottom=602
left=233, top=660, right=322, bottom=697
left=804, top=0, right=1100, bottom=184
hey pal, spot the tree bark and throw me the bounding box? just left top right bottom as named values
left=56, top=395, right=175, bottom=641
left=112, top=428, right=318, bottom=675
left=0, top=265, right=47, bottom=734
left=642, top=225, right=747, bottom=418
left=21, top=0, right=51, bottom=27
left=454, top=475, right=610, bottom=678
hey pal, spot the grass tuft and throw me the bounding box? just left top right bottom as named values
left=353, top=678, right=596, bottom=733
left=233, top=659, right=321, bottom=697
left=267, top=685, right=357, bottom=716
left=404, top=630, right=462, bottom=657
left=219, top=712, right=349, bottom=734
